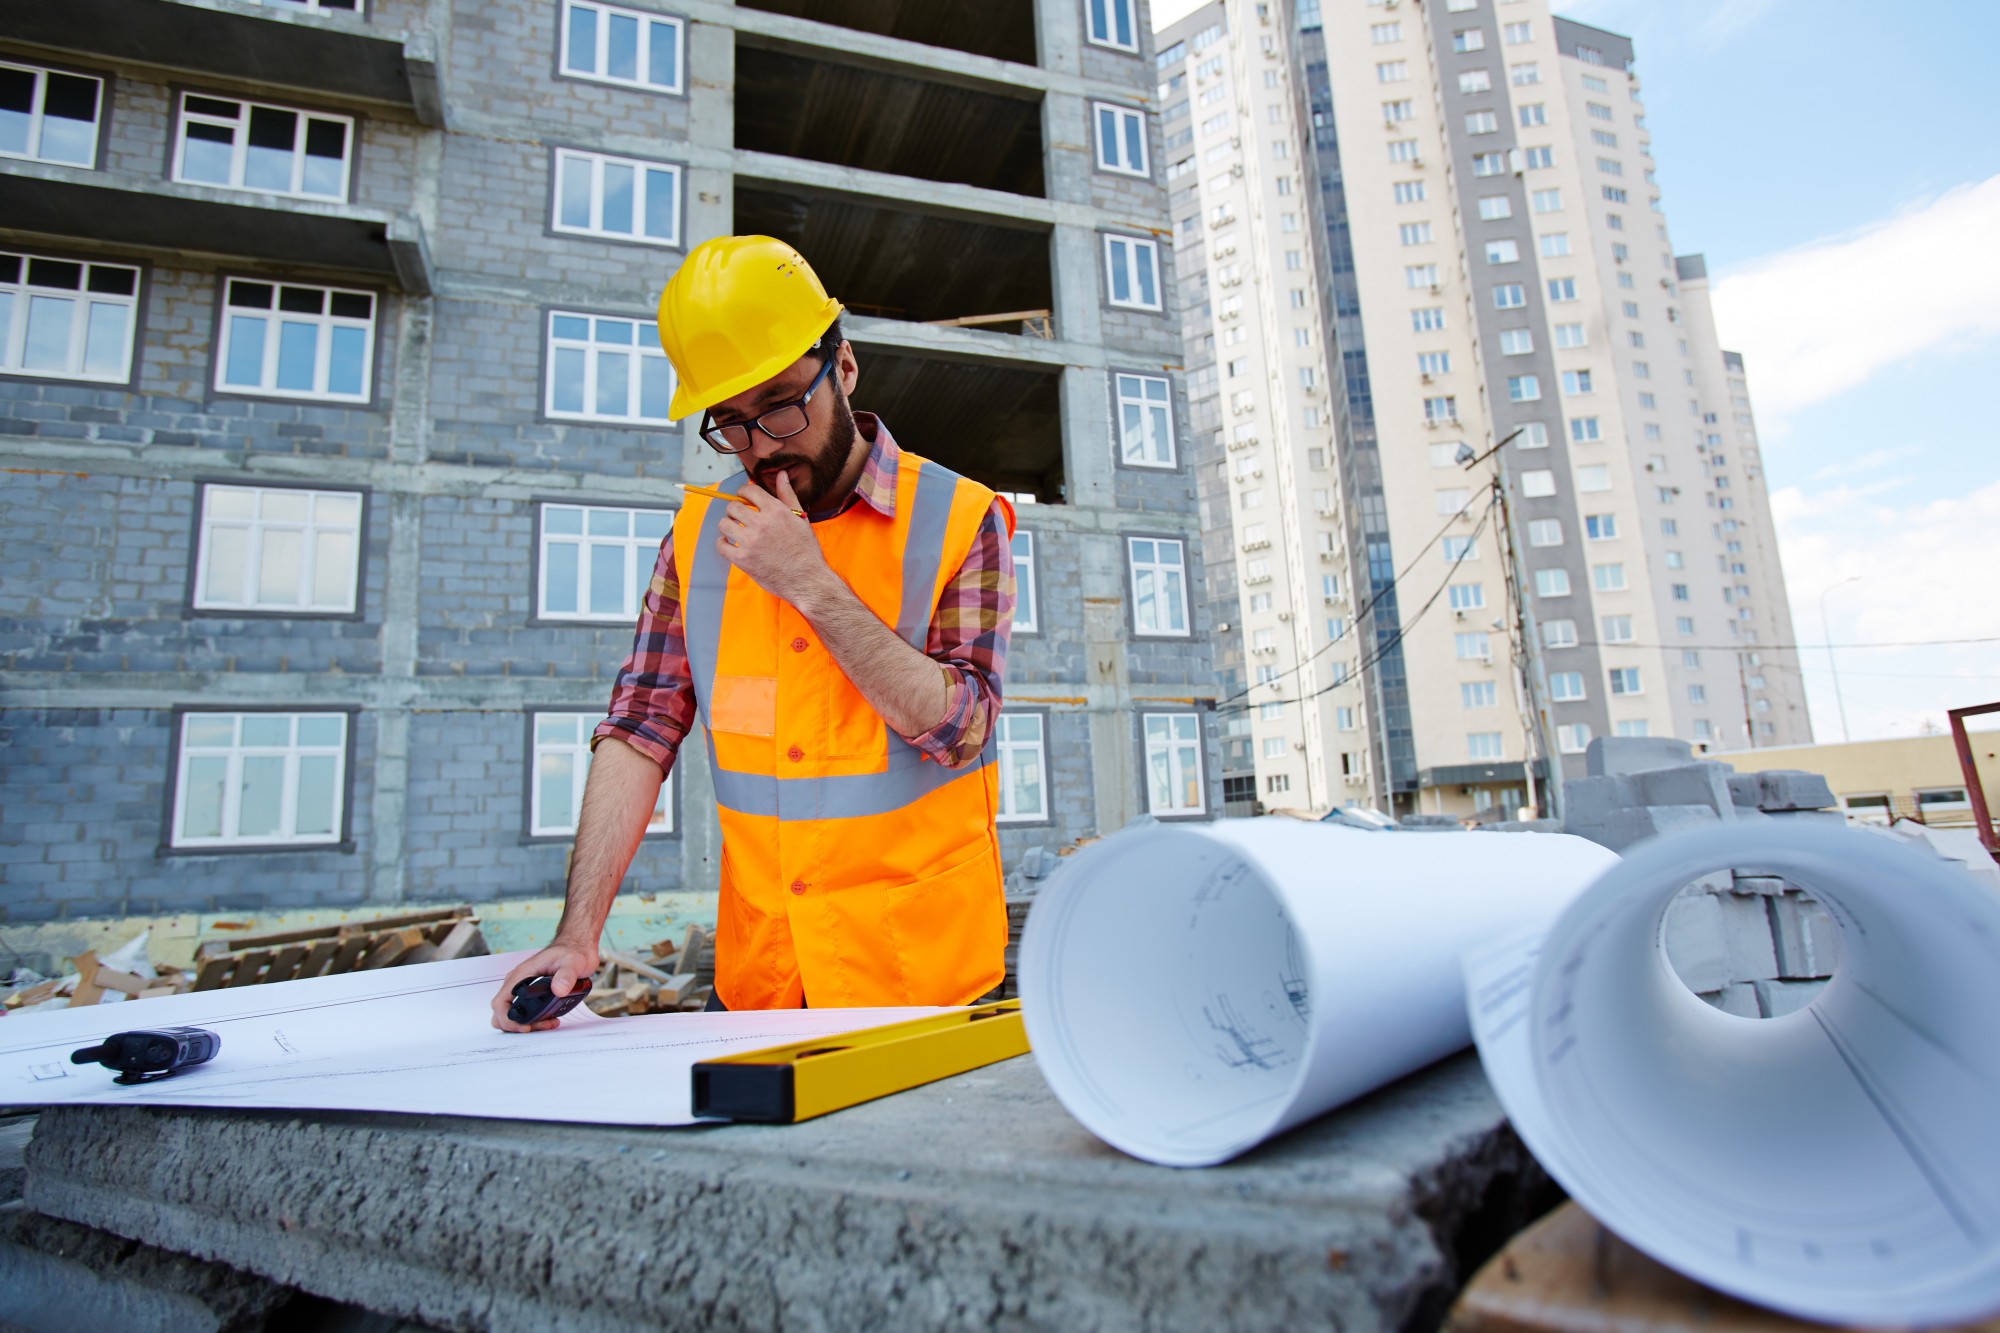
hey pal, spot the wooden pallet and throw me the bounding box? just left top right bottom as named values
left=192, top=907, right=487, bottom=991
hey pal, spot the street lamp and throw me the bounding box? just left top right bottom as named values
left=1820, top=576, right=1862, bottom=743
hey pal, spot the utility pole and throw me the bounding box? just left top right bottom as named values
left=1735, top=651, right=1756, bottom=750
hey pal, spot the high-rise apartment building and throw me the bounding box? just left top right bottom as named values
left=0, top=0, right=1217, bottom=923
left=1162, top=0, right=1807, bottom=818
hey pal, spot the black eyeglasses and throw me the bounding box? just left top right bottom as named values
left=699, top=353, right=837, bottom=455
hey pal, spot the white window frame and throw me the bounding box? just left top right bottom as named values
left=1128, top=536, right=1191, bottom=637
left=996, top=712, right=1050, bottom=822
left=531, top=711, right=672, bottom=838
left=1104, top=234, right=1164, bottom=311
left=1093, top=101, right=1150, bottom=177
left=545, top=310, right=676, bottom=424
left=1549, top=670, right=1586, bottom=702
left=216, top=277, right=376, bottom=403
left=172, top=92, right=353, bottom=202
left=0, top=249, right=140, bottom=384
left=1609, top=667, right=1643, bottom=695
left=1467, top=732, right=1505, bottom=760
left=193, top=483, right=364, bottom=614
left=1543, top=618, right=1578, bottom=648
left=1534, top=568, right=1570, bottom=597
left=536, top=502, right=672, bottom=623
left=1115, top=372, right=1176, bottom=467
left=1086, top=0, right=1139, bottom=53
left=1011, top=531, right=1038, bottom=632
left=559, top=0, right=686, bottom=93
left=1557, top=722, right=1591, bottom=754
left=551, top=148, right=682, bottom=247
left=1142, top=712, right=1206, bottom=816
left=171, top=711, right=348, bottom=849
left=0, top=59, right=104, bottom=167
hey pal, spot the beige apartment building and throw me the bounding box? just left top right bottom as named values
left=1161, top=0, right=1809, bottom=818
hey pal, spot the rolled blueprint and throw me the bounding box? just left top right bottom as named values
left=1017, top=818, right=1617, bottom=1167
left=1464, top=821, right=2000, bottom=1327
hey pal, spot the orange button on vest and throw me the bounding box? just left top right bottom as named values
left=677, top=448, right=1013, bottom=1010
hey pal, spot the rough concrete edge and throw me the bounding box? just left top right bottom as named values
left=1400, top=1119, right=1561, bottom=1333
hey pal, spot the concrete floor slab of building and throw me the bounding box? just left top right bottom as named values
left=21, top=1051, right=1553, bottom=1333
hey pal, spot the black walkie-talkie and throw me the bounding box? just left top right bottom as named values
left=71, top=1027, right=222, bottom=1085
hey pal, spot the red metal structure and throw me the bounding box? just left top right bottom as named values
left=1946, top=702, right=2000, bottom=859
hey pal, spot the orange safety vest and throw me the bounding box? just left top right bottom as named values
left=675, top=448, right=1016, bottom=1010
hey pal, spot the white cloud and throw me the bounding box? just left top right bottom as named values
left=1710, top=173, right=2000, bottom=429
left=1808, top=445, right=1921, bottom=484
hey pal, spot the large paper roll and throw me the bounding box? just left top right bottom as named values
left=1018, top=819, right=1617, bottom=1167
left=1465, top=821, right=2000, bottom=1326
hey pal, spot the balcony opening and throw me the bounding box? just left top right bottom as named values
left=734, top=182, right=1052, bottom=333
left=736, top=39, right=1044, bottom=198
left=846, top=347, right=1064, bottom=504
left=735, top=0, right=1039, bottom=66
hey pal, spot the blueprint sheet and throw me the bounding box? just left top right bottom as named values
left=0, top=952, right=945, bottom=1124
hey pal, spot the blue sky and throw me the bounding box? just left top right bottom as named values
left=1154, top=0, right=2000, bottom=741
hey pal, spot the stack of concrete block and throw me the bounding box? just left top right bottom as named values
left=1563, top=738, right=1841, bottom=1019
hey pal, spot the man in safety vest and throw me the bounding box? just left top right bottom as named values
left=491, top=235, right=1017, bottom=1027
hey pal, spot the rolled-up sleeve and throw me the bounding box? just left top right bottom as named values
left=900, top=501, right=1015, bottom=769
left=592, top=537, right=696, bottom=775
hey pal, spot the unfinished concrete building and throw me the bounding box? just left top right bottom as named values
left=0, top=0, right=1217, bottom=923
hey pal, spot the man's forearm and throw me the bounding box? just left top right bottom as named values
left=554, top=736, right=668, bottom=945
left=789, top=567, right=951, bottom=740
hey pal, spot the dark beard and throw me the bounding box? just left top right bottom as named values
left=752, top=379, right=859, bottom=511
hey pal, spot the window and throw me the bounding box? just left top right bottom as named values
left=1616, top=720, right=1650, bottom=738
left=1493, top=283, right=1525, bottom=309
left=1114, top=372, right=1175, bottom=468
left=0, top=251, right=139, bottom=384
left=1557, top=722, right=1591, bottom=754
left=1424, top=395, right=1459, bottom=423
left=1262, top=736, right=1286, bottom=759
left=1548, top=671, right=1586, bottom=702
left=561, top=0, right=685, bottom=90
left=1917, top=787, right=1973, bottom=815
left=1539, top=232, right=1571, bottom=258
left=1478, top=195, right=1513, bottom=221
left=172, top=712, right=348, bottom=848
left=1508, top=374, right=1540, bottom=402
left=1561, top=369, right=1593, bottom=396
left=1388, top=138, right=1420, bottom=162
left=1527, top=518, right=1562, bottom=547
left=174, top=93, right=352, bottom=201
left=1143, top=713, right=1205, bottom=815
left=1587, top=101, right=1614, bottom=121
left=1543, top=618, right=1577, bottom=648
left=1591, top=128, right=1619, bottom=148
left=1517, top=422, right=1550, bottom=448
left=1400, top=222, right=1434, bottom=246
left=1456, top=632, right=1492, bottom=660
left=1094, top=102, right=1150, bottom=176
left=546, top=311, right=674, bottom=423
left=1531, top=188, right=1562, bottom=213
left=1406, top=263, right=1439, bottom=289
left=537, top=503, right=672, bottom=621
left=1453, top=29, right=1486, bottom=52
left=1011, top=532, right=1037, bottom=631
left=1603, top=186, right=1629, bottom=203
left=1663, top=549, right=1683, bottom=569
left=1412, top=306, right=1446, bottom=331
left=1522, top=146, right=1554, bottom=169
left=1553, top=322, right=1586, bottom=348
left=552, top=149, right=681, bottom=246
left=1372, top=21, right=1404, bottom=43
left=1486, top=238, right=1519, bottom=264
left=1547, top=277, right=1578, bottom=302
left=1266, top=773, right=1291, bottom=795
left=1443, top=536, right=1479, bottom=562
left=218, top=279, right=376, bottom=403
left=1472, top=152, right=1506, bottom=177
left=1676, top=616, right=1695, bottom=635
left=1621, top=300, right=1641, bottom=318
left=1129, top=537, right=1190, bottom=636
left=1383, top=99, right=1415, bottom=122
left=1518, top=103, right=1547, bottom=127
left=532, top=712, right=672, bottom=837
left=1534, top=568, right=1570, bottom=596
left=1592, top=562, right=1626, bottom=591
left=1511, top=61, right=1541, bottom=85
left=1465, top=110, right=1499, bottom=134
left=1336, top=706, right=1358, bottom=731
left=1608, top=667, right=1642, bottom=695
left=1104, top=234, right=1163, bottom=310
left=195, top=484, right=363, bottom=614
left=1462, top=681, right=1497, bottom=709
left=1571, top=418, right=1603, bottom=444
left=1583, top=513, right=1617, bottom=540
left=1393, top=180, right=1427, bottom=204
left=1499, top=328, right=1533, bottom=355
left=1602, top=613, right=1635, bottom=640
left=1502, top=21, right=1533, bottom=43
left=997, top=713, right=1049, bottom=822
left=0, top=60, right=103, bottom=166
left=1417, top=350, right=1452, bottom=376
left=1436, top=487, right=1471, bottom=514
left=1670, top=582, right=1690, bottom=601
left=1377, top=61, right=1409, bottom=82
left=1448, top=582, right=1486, bottom=610
left=1459, top=69, right=1493, bottom=93
left=1467, top=732, right=1504, bottom=760
left=1687, top=684, right=1707, bottom=705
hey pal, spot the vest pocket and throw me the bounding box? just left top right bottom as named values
left=710, top=674, right=778, bottom=737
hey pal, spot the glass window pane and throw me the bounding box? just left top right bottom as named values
left=180, top=127, right=233, bottom=185
left=643, top=167, right=675, bottom=239
left=258, top=528, right=303, bottom=604
left=276, top=320, right=319, bottom=391
left=0, top=293, right=12, bottom=352
left=647, top=19, right=679, bottom=87
left=261, top=490, right=309, bottom=521
left=0, top=68, right=31, bottom=155
left=593, top=319, right=633, bottom=345
left=1135, top=247, right=1158, bottom=306
left=186, top=716, right=235, bottom=747
left=297, top=715, right=343, bottom=746
left=551, top=346, right=585, bottom=413
left=242, top=715, right=290, bottom=746
left=1147, top=747, right=1171, bottom=811
left=180, top=755, right=228, bottom=839
left=1124, top=116, right=1144, bottom=170
left=301, top=147, right=343, bottom=198
left=594, top=348, right=629, bottom=416
left=294, top=754, right=337, bottom=835
left=81, top=301, right=128, bottom=377
left=600, top=161, right=634, bottom=234
left=237, top=755, right=285, bottom=837
left=639, top=355, right=672, bottom=419
left=543, top=505, right=583, bottom=535
left=210, top=487, right=256, bottom=518
left=587, top=508, right=627, bottom=536
left=544, top=541, right=579, bottom=613
left=244, top=107, right=297, bottom=191
left=315, top=493, right=360, bottom=526
left=224, top=315, right=266, bottom=386
left=607, top=13, right=640, bottom=80
left=22, top=294, right=74, bottom=372
left=565, top=3, right=597, bottom=72
left=588, top=543, right=624, bottom=615
left=205, top=526, right=247, bottom=601
left=40, top=76, right=99, bottom=165
left=633, top=510, right=671, bottom=541
left=327, top=325, right=366, bottom=396
left=551, top=314, right=589, bottom=340
left=1164, top=570, right=1186, bottom=629
left=538, top=753, right=575, bottom=831
left=558, top=154, right=593, bottom=229
left=312, top=529, right=353, bottom=605
left=537, top=713, right=578, bottom=744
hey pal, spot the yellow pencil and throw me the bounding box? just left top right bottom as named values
left=679, top=481, right=804, bottom=518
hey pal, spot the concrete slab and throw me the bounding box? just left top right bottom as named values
left=23, top=1052, right=1549, bottom=1333
left=1584, top=737, right=1694, bottom=777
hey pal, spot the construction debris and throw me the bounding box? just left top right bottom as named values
left=583, top=924, right=716, bottom=1016
left=189, top=906, right=488, bottom=990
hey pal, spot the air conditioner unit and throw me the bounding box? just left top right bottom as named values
left=1315, top=506, right=1337, bottom=518
left=1277, top=611, right=1292, bottom=621
left=1323, top=593, right=1345, bottom=605
left=1345, top=773, right=1368, bottom=785
left=1293, top=741, right=1307, bottom=751
left=1318, top=550, right=1341, bottom=563
left=1420, top=373, right=1434, bottom=384
left=1429, top=282, right=1443, bottom=294
left=1453, top=609, right=1467, bottom=620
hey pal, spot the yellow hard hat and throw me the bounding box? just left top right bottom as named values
left=657, top=235, right=845, bottom=421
